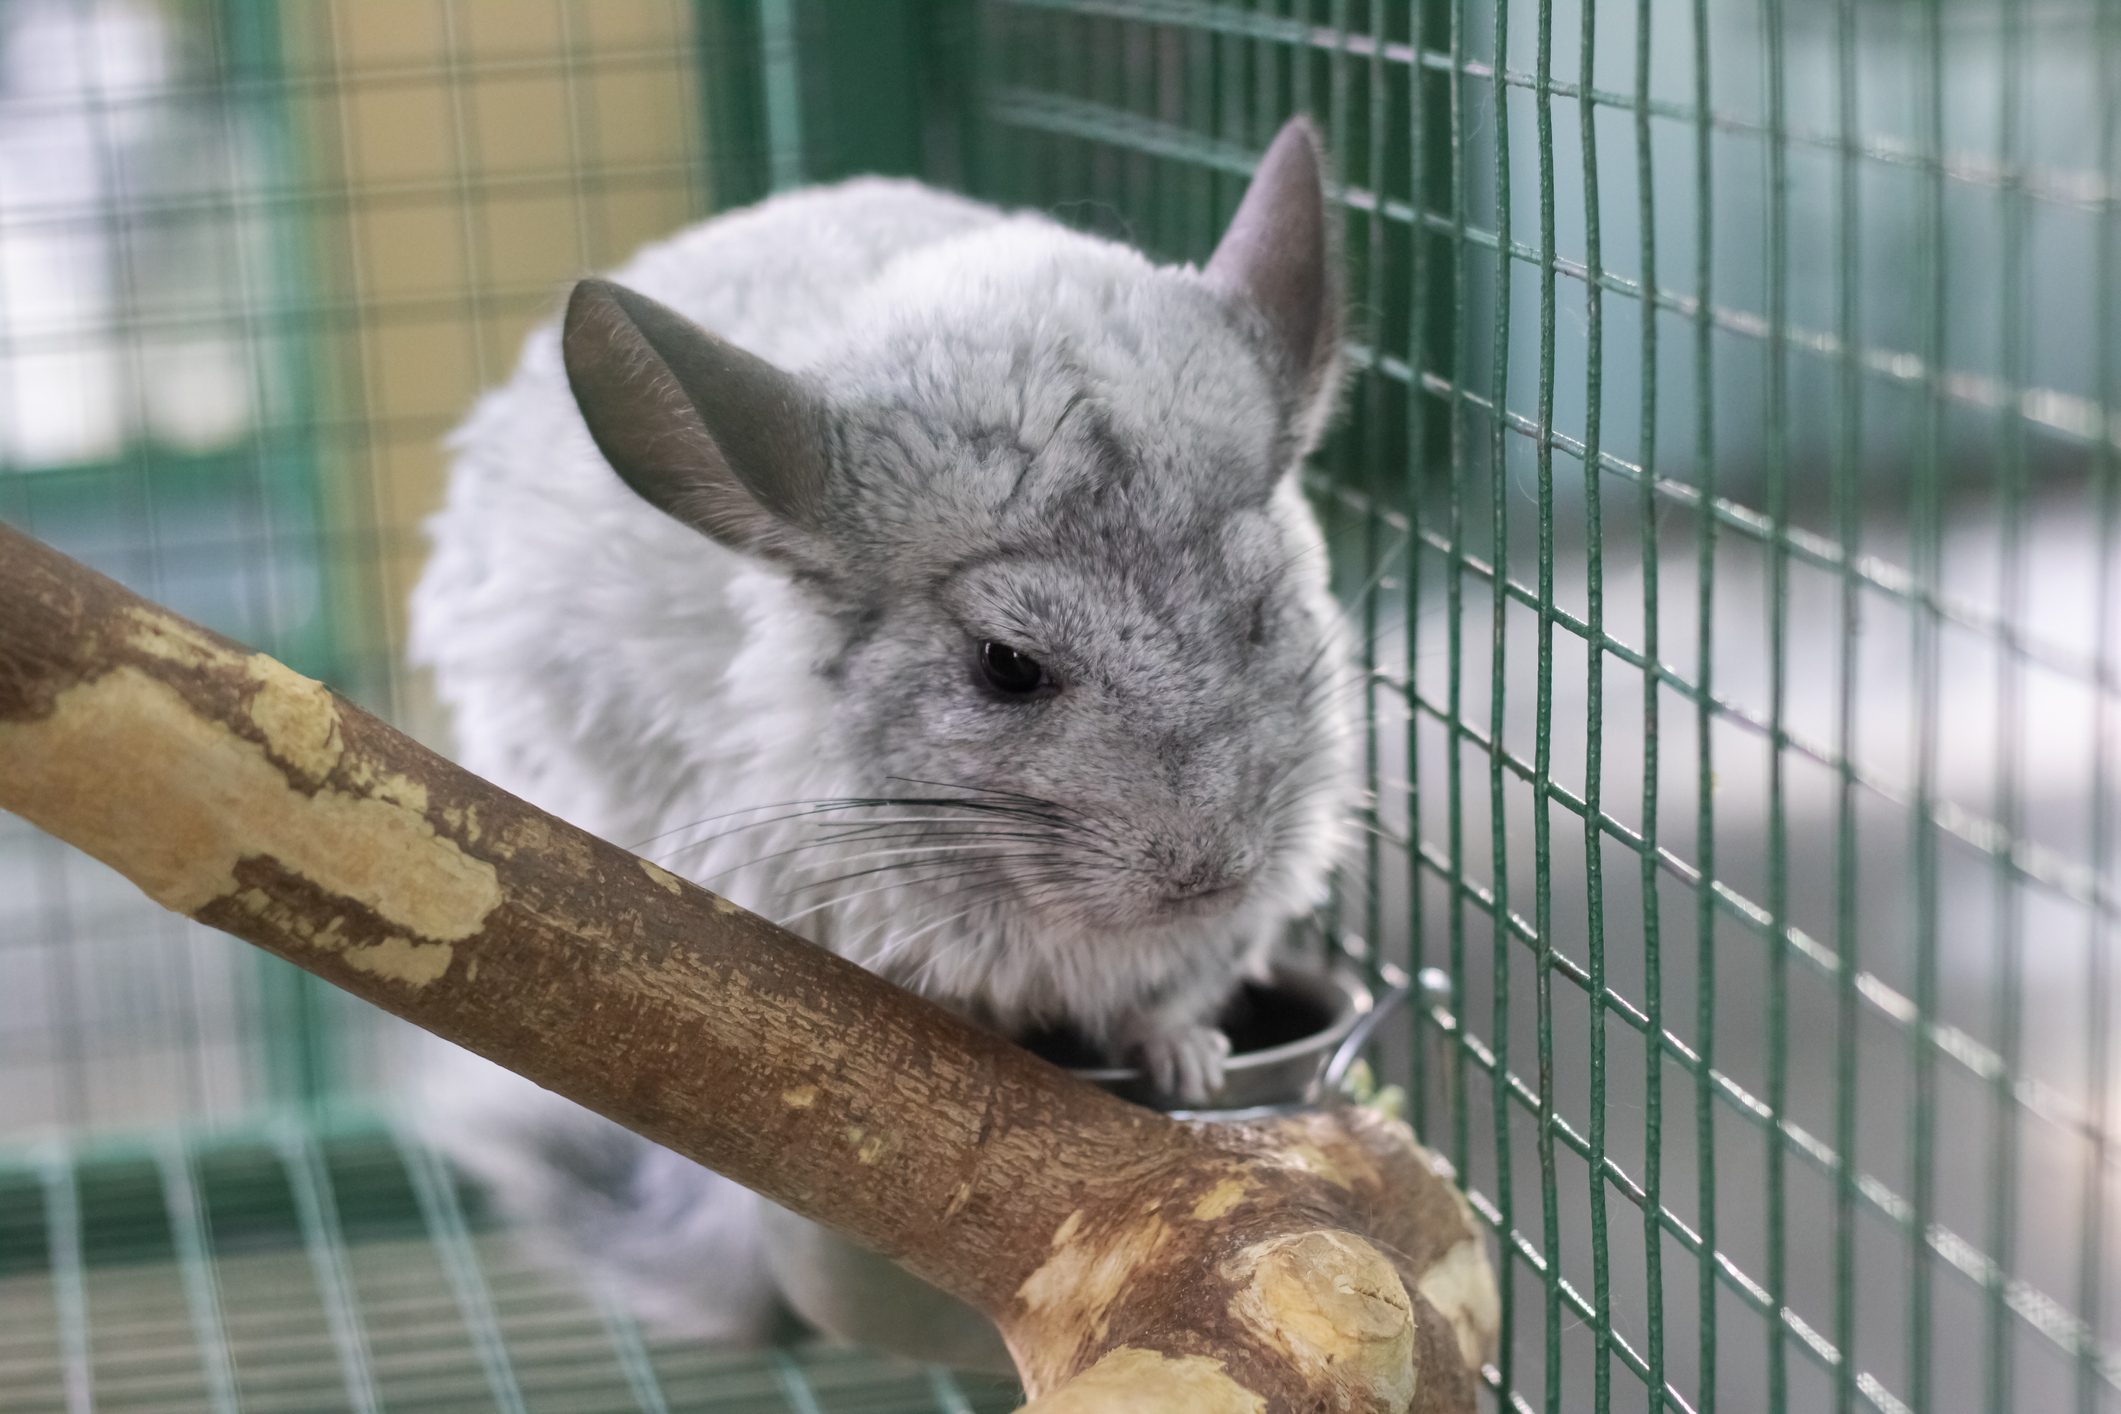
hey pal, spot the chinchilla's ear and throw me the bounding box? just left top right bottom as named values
left=563, top=278, right=828, bottom=563
left=1205, top=117, right=1345, bottom=453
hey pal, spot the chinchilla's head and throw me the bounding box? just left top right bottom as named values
left=562, top=120, right=1358, bottom=1029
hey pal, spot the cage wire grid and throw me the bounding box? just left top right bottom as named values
left=1, top=1, right=2118, bottom=1412
left=0, top=3, right=1024, bottom=1410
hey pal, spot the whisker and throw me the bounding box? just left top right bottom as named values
left=789, top=852, right=1066, bottom=893
left=882, top=776, right=1125, bottom=848
left=861, top=895, right=1016, bottom=974
left=882, top=775, right=1065, bottom=812
left=790, top=861, right=1085, bottom=937
left=689, top=829, right=1056, bottom=891
left=772, top=858, right=1056, bottom=921
left=809, top=814, right=1135, bottom=868
left=642, top=787, right=1106, bottom=859
left=902, top=933, right=992, bottom=994
left=1331, top=529, right=1414, bottom=627
left=787, top=842, right=1055, bottom=874
left=808, top=816, right=1065, bottom=836
left=646, top=802, right=899, bottom=865
left=627, top=796, right=900, bottom=852
left=773, top=871, right=1004, bottom=929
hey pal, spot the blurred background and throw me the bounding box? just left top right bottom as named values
left=0, top=1, right=2114, bottom=1411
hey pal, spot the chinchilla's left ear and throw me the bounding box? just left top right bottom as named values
left=1205, top=116, right=1346, bottom=455
left=562, top=277, right=830, bottom=568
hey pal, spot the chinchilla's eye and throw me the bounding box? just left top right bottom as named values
left=979, top=641, right=1048, bottom=696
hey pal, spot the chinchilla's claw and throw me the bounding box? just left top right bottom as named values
left=1126, top=1023, right=1231, bottom=1108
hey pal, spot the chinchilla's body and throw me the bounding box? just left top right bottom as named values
left=411, top=122, right=1357, bottom=1346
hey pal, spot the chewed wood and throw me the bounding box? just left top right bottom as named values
left=0, top=520, right=1495, bottom=1413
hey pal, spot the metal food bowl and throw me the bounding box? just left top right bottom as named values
left=760, top=960, right=1412, bottom=1371
left=1023, top=960, right=1403, bottom=1116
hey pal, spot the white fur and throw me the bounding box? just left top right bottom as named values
left=410, top=174, right=1357, bottom=1341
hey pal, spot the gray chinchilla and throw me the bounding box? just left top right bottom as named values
left=409, top=118, right=1359, bottom=1349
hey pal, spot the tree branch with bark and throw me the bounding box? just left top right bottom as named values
left=0, top=521, right=1497, bottom=1413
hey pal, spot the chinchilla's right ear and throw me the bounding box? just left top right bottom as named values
left=562, top=278, right=828, bottom=564
left=1205, top=117, right=1345, bottom=460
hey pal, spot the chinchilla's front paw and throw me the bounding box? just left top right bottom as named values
left=1120, top=1020, right=1233, bottom=1107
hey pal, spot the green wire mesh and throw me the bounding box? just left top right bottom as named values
left=969, top=0, right=2121, bottom=1408
left=1, top=2, right=2117, bottom=1411
left=0, top=3, right=1004, bottom=1410
left=0, top=1120, right=1021, bottom=1413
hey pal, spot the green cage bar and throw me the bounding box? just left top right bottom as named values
left=1, top=2, right=2117, bottom=1410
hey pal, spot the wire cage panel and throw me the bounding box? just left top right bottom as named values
left=965, top=0, right=2118, bottom=1410
left=0, top=1123, right=1022, bottom=1413
left=0, top=0, right=727, bottom=1135
left=0, top=1, right=2116, bottom=1412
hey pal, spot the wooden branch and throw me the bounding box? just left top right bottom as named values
left=0, top=521, right=1497, bottom=1413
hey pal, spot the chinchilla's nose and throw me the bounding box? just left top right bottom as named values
left=1133, top=726, right=1261, bottom=905
left=1147, top=835, right=1257, bottom=910
left=1166, top=867, right=1244, bottom=901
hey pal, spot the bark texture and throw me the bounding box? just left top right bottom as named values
left=0, top=521, right=1498, bottom=1412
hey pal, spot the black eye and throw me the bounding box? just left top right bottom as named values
left=979, top=641, right=1048, bottom=696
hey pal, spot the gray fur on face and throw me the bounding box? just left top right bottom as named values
left=414, top=118, right=1356, bottom=1106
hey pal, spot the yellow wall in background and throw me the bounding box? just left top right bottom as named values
left=286, top=1, right=710, bottom=733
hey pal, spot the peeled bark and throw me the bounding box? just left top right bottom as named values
left=0, top=521, right=1498, bottom=1412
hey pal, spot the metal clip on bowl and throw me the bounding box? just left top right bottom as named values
left=1321, top=961, right=1416, bottom=1097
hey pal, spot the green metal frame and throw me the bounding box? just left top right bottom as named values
left=696, top=0, right=985, bottom=199
left=3, top=4, right=2116, bottom=1412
